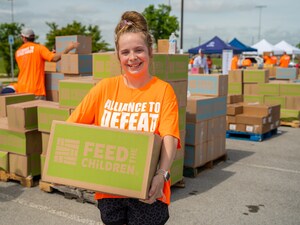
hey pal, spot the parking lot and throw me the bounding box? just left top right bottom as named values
left=0, top=126, right=300, bottom=225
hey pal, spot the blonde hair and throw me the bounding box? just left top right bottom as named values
left=114, top=11, right=153, bottom=57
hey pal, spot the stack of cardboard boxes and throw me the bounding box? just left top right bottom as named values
left=0, top=94, right=43, bottom=178
left=185, top=74, right=228, bottom=169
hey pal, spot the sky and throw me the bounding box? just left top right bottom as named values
left=1, top=0, right=300, bottom=52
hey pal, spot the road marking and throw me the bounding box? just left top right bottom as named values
left=0, top=192, right=103, bottom=225
left=227, top=160, right=300, bottom=174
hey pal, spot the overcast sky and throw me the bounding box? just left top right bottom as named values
left=1, top=0, right=299, bottom=51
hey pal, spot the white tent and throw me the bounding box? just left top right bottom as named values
left=251, top=39, right=284, bottom=55
left=274, top=40, right=300, bottom=55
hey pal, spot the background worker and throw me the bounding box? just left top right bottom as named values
left=206, top=55, right=213, bottom=74
left=231, top=54, right=239, bottom=70
left=193, top=49, right=209, bottom=74
left=1, top=28, right=79, bottom=99
left=279, top=51, right=290, bottom=68
left=242, top=58, right=252, bottom=68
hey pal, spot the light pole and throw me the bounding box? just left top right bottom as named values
left=180, top=0, right=184, bottom=51
left=8, top=0, right=14, bottom=23
left=255, top=5, right=266, bottom=41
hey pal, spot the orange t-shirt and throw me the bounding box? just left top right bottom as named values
left=231, top=56, right=239, bottom=70
left=279, top=55, right=290, bottom=68
left=242, top=59, right=252, bottom=67
left=67, top=75, right=180, bottom=205
left=15, top=42, right=55, bottom=96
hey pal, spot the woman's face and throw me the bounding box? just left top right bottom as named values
left=118, top=32, right=150, bottom=77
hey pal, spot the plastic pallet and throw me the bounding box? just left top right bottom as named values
left=226, top=128, right=278, bottom=142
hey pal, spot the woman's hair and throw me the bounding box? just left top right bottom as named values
left=114, top=11, right=153, bottom=56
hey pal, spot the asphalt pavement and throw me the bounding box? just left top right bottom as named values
left=0, top=126, right=300, bottom=225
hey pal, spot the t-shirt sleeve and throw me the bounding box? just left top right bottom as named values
left=158, top=83, right=181, bottom=148
left=40, top=45, right=55, bottom=62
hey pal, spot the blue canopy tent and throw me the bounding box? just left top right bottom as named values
left=188, top=36, right=241, bottom=54
left=229, top=38, right=257, bottom=52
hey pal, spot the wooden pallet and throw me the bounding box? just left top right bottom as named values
left=0, top=170, right=39, bottom=187
left=39, top=180, right=96, bottom=204
left=280, top=120, right=300, bottom=128
left=183, top=153, right=227, bottom=178
left=226, top=128, right=278, bottom=142
left=172, top=179, right=185, bottom=188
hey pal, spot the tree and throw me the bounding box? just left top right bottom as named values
left=297, top=43, right=300, bottom=49
left=142, top=4, right=179, bottom=44
left=0, top=23, right=24, bottom=76
left=45, top=21, right=109, bottom=52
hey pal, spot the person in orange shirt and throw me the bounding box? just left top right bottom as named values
left=206, top=55, right=213, bottom=73
left=1, top=28, right=79, bottom=99
left=242, top=58, right=252, bottom=68
left=231, top=54, right=239, bottom=70
left=67, top=11, right=180, bottom=225
left=270, top=54, right=278, bottom=65
left=264, top=55, right=273, bottom=65
left=279, top=52, right=290, bottom=68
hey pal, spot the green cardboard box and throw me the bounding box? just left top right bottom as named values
left=43, top=121, right=162, bottom=199
left=58, top=77, right=98, bottom=108
left=0, top=93, right=35, bottom=117
left=0, top=117, right=42, bottom=155
left=0, top=151, right=8, bottom=171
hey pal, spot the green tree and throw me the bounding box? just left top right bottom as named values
left=0, top=23, right=23, bottom=76
left=45, top=21, right=109, bottom=52
left=142, top=4, right=179, bottom=44
left=296, top=43, right=300, bottom=49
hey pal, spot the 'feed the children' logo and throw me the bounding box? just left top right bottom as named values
left=54, top=138, right=80, bottom=165
left=54, top=137, right=138, bottom=175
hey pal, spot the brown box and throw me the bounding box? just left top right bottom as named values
left=184, top=142, right=208, bottom=168
left=227, top=104, right=243, bottom=115
left=9, top=153, right=41, bottom=177
left=227, top=94, right=243, bottom=104
left=228, top=69, right=243, bottom=83
left=45, top=62, right=57, bottom=72
left=185, top=120, right=208, bottom=146
left=243, top=83, right=259, bottom=95
left=55, top=35, right=92, bottom=54
left=235, top=114, right=267, bottom=125
left=7, top=100, right=49, bottom=131
left=157, top=39, right=169, bottom=53
left=245, top=124, right=270, bottom=134
left=0, top=93, right=35, bottom=117
left=168, top=80, right=187, bottom=108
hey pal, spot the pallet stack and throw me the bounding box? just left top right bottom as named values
left=184, top=74, right=228, bottom=177
left=0, top=93, right=44, bottom=186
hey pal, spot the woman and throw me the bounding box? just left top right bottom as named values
left=67, top=11, right=180, bottom=225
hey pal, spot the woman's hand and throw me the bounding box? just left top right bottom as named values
left=139, top=174, right=165, bottom=204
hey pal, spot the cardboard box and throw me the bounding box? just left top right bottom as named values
left=0, top=93, right=35, bottom=117
left=235, top=114, right=267, bottom=125
left=228, top=82, right=243, bottom=95
left=45, top=61, right=57, bottom=72
left=0, top=117, right=42, bottom=155
left=243, top=83, right=259, bottom=95
left=41, top=132, right=50, bottom=155
left=190, top=67, right=204, bottom=74
left=244, top=124, right=270, bottom=134
left=178, top=107, right=186, bottom=131
left=228, top=69, right=243, bottom=83
left=45, top=72, right=65, bottom=91
left=9, top=153, right=41, bottom=177
left=55, top=35, right=92, bottom=54
left=276, top=67, right=297, bottom=80
left=258, top=83, right=280, bottom=96
left=243, top=95, right=264, bottom=104
left=188, top=74, right=228, bottom=96
left=243, top=69, right=269, bottom=83
left=227, top=94, right=243, bottom=104
left=157, top=39, right=169, bottom=53
left=61, top=54, right=92, bottom=74
left=46, top=90, right=59, bottom=102
left=59, top=77, right=98, bottom=108
left=286, top=96, right=300, bottom=110
left=170, top=130, right=185, bottom=185
left=93, top=52, right=122, bottom=79
left=207, top=116, right=226, bottom=141
left=279, top=83, right=300, bottom=96
left=186, top=95, right=227, bottom=122
left=43, top=121, right=162, bottom=199
left=0, top=151, right=8, bottom=171
left=263, top=96, right=286, bottom=108
left=280, top=109, right=300, bottom=121
left=184, top=142, right=207, bottom=168
left=185, top=120, right=208, bottom=146
left=168, top=80, right=187, bottom=108
left=37, top=101, right=71, bottom=133
left=7, top=100, right=49, bottom=131
left=227, top=104, right=243, bottom=116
